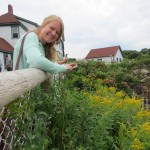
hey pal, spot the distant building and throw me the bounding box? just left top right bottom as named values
left=85, top=45, right=123, bottom=63
left=0, top=4, right=65, bottom=71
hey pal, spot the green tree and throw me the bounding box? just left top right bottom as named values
left=122, top=50, right=140, bottom=59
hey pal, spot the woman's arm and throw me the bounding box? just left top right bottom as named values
left=25, top=46, right=68, bottom=73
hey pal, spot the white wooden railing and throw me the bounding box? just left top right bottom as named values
left=0, top=68, right=54, bottom=107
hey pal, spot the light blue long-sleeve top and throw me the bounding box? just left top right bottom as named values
left=13, top=32, right=67, bottom=73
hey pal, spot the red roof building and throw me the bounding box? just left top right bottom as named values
left=0, top=4, right=39, bottom=71
left=85, top=45, right=123, bottom=63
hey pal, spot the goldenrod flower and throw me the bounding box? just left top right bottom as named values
left=136, top=110, right=150, bottom=118
left=124, top=99, right=141, bottom=106
left=131, top=138, right=144, bottom=150
left=141, top=122, right=150, bottom=134
left=101, top=99, right=112, bottom=105
left=109, top=87, right=116, bottom=93
left=116, top=91, right=124, bottom=97
left=129, top=127, right=138, bottom=138
left=115, top=101, right=123, bottom=107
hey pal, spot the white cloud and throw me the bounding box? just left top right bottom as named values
left=0, top=0, right=150, bottom=58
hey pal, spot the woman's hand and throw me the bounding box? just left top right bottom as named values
left=64, top=63, right=77, bottom=71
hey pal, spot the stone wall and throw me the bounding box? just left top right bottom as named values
left=132, top=64, right=150, bottom=109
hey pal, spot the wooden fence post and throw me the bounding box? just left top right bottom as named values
left=0, top=68, right=53, bottom=107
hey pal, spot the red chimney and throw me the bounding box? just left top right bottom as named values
left=8, top=4, right=13, bottom=14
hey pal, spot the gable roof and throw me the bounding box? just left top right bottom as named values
left=0, top=12, right=19, bottom=25
left=0, top=37, right=14, bottom=53
left=86, top=45, right=122, bottom=59
left=0, top=12, right=39, bottom=28
left=0, top=4, right=39, bottom=28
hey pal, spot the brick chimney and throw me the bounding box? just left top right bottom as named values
left=8, top=4, right=13, bottom=14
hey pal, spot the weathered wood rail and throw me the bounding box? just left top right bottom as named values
left=0, top=68, right=53, bottom=107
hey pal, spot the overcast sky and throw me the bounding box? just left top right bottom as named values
left=0, top=0, right=150, bottom=59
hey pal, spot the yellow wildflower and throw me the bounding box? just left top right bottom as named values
left=109, top=87, right=116, bottom=93
left=88, top=95, right=101, bottom=106
left=124, top=99, right=141, bottom=106
left=116, top=91, right=124, bottom=97
left=115, top=101, right=123, bottom=107
left=136, top=110, right=150, bottom=118
left=101, top=99, right=112, bottom=105
left=129, top=127, right=138, bottom=138
left=141, top=122, right=150, bottom=134
left=131, top=138, right=144, bottom=150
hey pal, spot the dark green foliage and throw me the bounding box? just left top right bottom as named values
left=114, top=72, right=140, bottom=86
left=122, top=48, right=150, bottom=60
left=123, top=50, right=140, bottom=59
left=66, top=61, right=139, bottom=96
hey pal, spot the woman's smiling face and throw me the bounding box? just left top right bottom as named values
left=39, top=20, right=61, bottom=44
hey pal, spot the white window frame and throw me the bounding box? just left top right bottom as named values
left=11, top=26, right=19, bottom=39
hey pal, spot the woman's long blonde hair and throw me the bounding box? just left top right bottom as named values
left=34, top=15, right=64, bottom=61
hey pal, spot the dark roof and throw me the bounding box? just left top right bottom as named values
left=0, top=12, right=19, bottom=25
left=86, top=45, right=122, bottom=59
left=0, top=37, right=14, bottom=53
left=0, top=12, right=39, bottom=27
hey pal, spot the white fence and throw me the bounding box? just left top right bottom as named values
left=0, top=68, right=53, bottom=108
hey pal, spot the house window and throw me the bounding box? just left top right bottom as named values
left=11, top=26, right=19, bottom=39
left=97, top=58, right=102, bottom=61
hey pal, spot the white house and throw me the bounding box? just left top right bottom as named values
left=85, top=45, right=123, bottom=63
left=0, top=4, right=65, bottom=71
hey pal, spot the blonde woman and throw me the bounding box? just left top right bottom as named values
left=13, top=15, right=76, bottom=73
